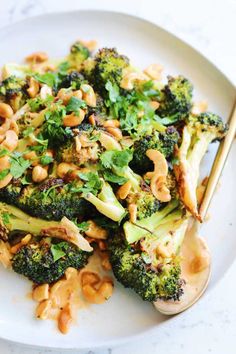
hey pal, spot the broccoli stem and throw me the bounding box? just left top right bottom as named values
left=4, top=203, right=65, bottom=234
left=124, top=199, right=179, bottom=243
left=82, top=182, right=126, bottom=222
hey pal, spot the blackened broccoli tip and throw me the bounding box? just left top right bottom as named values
left=0, top=75, right=28, bottom=110
left=131, top=127, right=179, bottom=174
left=0, top=180, right=90, bottom=221
left=12, top=239, right=91, bottom=284
left=57, top=71, right=85, bottom=90
left=91, top=48, right=129, bottom=94
left=108, top=232, right=184, bottom=302
left=68, top=41, right=91, bottom=68
left=127, top=191, right=160, bottom=220
left=192, top=112, right=228, bottom=138
left=157, top=75, right=193, bottom=123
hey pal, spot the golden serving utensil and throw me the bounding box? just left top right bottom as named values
left=199, top=100, right=236, bottom=221
left=154, top=99, right=236, bottom=315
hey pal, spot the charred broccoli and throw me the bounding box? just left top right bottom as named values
left=131, top=126, right=179, bottom=174
left=12, top=238, right=91, bottom=284
left=0, top=75, right=28, bottom=111
left=67, top=41, right=91, bottom=68
left=174, top=112, right=227, bottom=219
left=83, top=48, right=129, bottom=96
left=157, top=75, right=193, bottom=124
left=0, top=178, right=91, bottom=221
left=108, top=217, right=187, bottom=302
left=100, top=149, right=160, bottom=220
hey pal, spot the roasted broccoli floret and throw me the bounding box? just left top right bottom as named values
left=0, top=201, right=93, bottom=255
left=157, top=75, right=193, bottom=123
left=131, top=126, right=179, bottom=174
left=100, top=149, right=160, bottom=220
left=57, top=71, right=85, bottom=90
left=0, top=178, right=91, bottom=221
left=108, top=211, right=187, bottom=302
left=82, top=180, right=126, bottom=222
left=0, top=76, right=28, bottom=111
left=84, top=48, right=129, bottom=96
left=174, top=112, right=227, bottom=219
left=12, top=238, right=91, bottom=284
left=56, top=124, right=101, bottom=165
left=67, top=41, right=91, bottom=68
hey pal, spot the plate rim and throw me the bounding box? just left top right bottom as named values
left=0, top=9, right=235, bottom=350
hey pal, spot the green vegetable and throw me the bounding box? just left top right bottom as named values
left=12, top=239, right=92, bottom=284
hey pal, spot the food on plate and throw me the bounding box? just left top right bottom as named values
left=0, top=39, right=227, bottom=333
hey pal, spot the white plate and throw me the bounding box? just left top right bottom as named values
left=0, top=10, right=235, bottom=350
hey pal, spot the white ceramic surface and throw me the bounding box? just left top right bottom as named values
left=0, top=9, right=235, bottom=351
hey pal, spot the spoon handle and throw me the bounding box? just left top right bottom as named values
left=199, top=100, right=236, bottom=222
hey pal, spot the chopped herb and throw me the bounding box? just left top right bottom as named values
left=105, top=81, right=120, bottom=103
left=66, top=96, right=86, bottom=113
left=100, top=149, right=133, bottom=170
left=102, top=170, right=127, bottom=185
left=22, top=126, right=35, bottom=138
left=78, top=172, right=102, bottom=195
left=34, top=72, right=58, bottom=88
left=76, top=221, right=89, bottom=232
left=27, top=95, right=54, bottom=112
left=0, top=148, right=9, bottom=158
left=51, top=243, right=67, bottom=262
left=2, top=212, right=10, bottom=225
left=40, top=155, right=53, bottom=166
left=10, top=153, right=31, bottom=179
left=0, top=169, right=10, bottom=180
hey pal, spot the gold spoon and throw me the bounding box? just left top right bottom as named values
left=154, top=100, right=236, bottom=315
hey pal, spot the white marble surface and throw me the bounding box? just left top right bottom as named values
left=0, top=0, right=235, bottom=353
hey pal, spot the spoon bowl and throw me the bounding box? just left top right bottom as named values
left=154, top=221, right=211, bottom=315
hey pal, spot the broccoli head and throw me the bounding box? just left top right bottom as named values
left=12, top=238, right=91, bottom=284
left=56, top=124, right=101, bottom=166
left=84, top=48, right=129, bottom=96
left=108, top=231, right=185, bottom=302
left=67, top=41, right=91, bottom=68
left=174, top=112, right=227, bottom=219
left=0, top=76, right=28, bottom=111
left=131, top=126, right=179, bottom=174
left=100, top=149, right=161, bottom=220
left=0, top=178, right=91, bottom=221
left=157, top=75, right=193, bottom=124
left=57, top=71, right=85, bottom=91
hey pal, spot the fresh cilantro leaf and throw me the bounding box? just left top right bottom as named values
left=51, top=243, right=67, bottom=262
left=100, top=150, right=133, bottom=170
left=34, top=72, right=58, bottom=88
left=10, top=153, right=31, bottom=179
left=58, top=61, right=70, bottom=73
left=0, top=148, right=9, bottom=158
left=0, top=169, right=10, bottom=181
left=66, top=96, right=86, bottom=113
left=102, top=170, right=127, bottom=185
left=27, top=95, right=54, bottom=112
left=2, top=212, right=10, bottom=225
left=21, top=175, right=31, bottom=185
left=105, top=81, right=120, bottom=103
left=76, top=221, right=89, bottom=231
left=40, top=155, right=53, bottom=166
left=42, top=106, right=72, bottom=146
left=23, top=126, right=35, bottom=138
left=78, top=172, right=102, bottom=195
